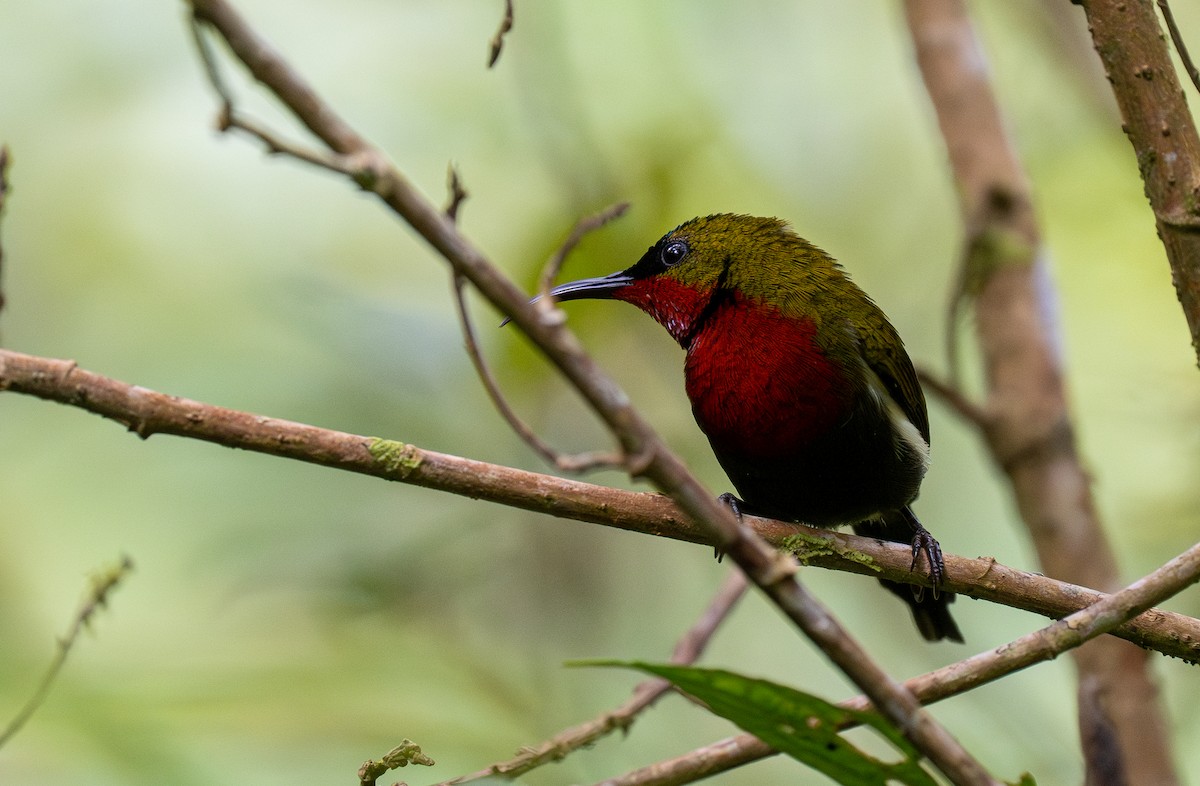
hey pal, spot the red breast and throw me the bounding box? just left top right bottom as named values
left=615, top=278, right=854, bottom=460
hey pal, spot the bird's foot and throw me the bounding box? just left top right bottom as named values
left=902, top=508, right=945, bottom=601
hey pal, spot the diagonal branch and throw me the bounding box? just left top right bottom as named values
left=599, top=535, right=1200, bottom=785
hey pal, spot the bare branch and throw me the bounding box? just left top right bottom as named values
left=3, top=347, right=1198, bottom=664
left=1080, top=0, right=1200, bottom=361
left=539, top=201, right=630, bottom=298
left=451, top=272, right=624, bottom=472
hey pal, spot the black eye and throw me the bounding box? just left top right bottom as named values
left=661, top=240, right=689, bottom=267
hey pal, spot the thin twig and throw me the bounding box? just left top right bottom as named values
left=539, top=201, right=630, bottom=299
left=915, top=367, right=990, bottom=429
left=599, top=537, right=1200, bottom=785
left=190, top=15, right=235, bottom=111
left=467, top=202, right=638, bottom=471
left=0, top=555, right=134, bottom=749
left=192, top=19, right=358, bottom=174
left=451, top=272, right=624, bottom=472
left=4, top=348, right=1198, bottom=663
left=1158, top=0, right=1200, bottom=96
left=224, top=110, right=354, bottom=172
left=438, top=572, right=749, bottom=785
left=487, top=0, right=514, bottom=68
left=455, top=201, right=635, bottom=473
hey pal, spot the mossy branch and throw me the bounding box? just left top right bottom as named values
left=2, top=347, right=1198, bottom=665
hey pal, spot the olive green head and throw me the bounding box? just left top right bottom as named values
left=548, top=214, right=861, bottom=318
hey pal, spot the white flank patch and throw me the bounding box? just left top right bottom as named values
left=865, top=367, right=931, bottom=471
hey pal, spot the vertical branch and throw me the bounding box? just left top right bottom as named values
left=902, top=2, right=1179, bottom=786
left=1081, top=0, right=1200, bottom=362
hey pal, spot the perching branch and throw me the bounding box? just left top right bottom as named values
left=183, top=2, right=996, bottom=781
left=3, top=347, right=1199, bottom=665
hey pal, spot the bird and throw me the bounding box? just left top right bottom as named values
left=542, top=213, right=961, bottom=642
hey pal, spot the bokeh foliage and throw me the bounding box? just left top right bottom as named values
left=1, top=2, right=1198, bottom=784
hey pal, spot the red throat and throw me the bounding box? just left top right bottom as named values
left=612, top=277, right=714, bottom=345
left=616, top=279, right=853, bottom=459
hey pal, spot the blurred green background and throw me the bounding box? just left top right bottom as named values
left=2, top=1, right=1199, bottom=784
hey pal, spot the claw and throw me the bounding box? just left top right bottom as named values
left=902, top=507, right=945, bottom=600
left=713, top=493, right=748, bottom=563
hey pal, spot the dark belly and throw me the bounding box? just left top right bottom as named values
left=682, top=302, right=925, bottom=526
left=707, top=400, right=927, bottom=527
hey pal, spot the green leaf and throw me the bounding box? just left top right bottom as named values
left=576, top=660, right=937, bottom=786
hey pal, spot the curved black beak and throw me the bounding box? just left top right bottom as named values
left=545, top=270, right=635, bottom=302
left=501, top=270, right=635, bottom=326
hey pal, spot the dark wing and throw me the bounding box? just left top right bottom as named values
left=858, top=302, right=931, bottom=446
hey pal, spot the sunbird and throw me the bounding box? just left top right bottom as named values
left=543, top=214, right=960, bottom=642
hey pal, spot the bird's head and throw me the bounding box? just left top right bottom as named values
left=547, top=214, right=846, bottom=346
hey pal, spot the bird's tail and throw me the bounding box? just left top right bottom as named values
left=853, top=510, right=963, bottom=643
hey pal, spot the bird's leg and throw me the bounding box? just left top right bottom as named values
left=901, top=506, right=945, bottom=600
left=717, top=492, right=748, bottom=521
